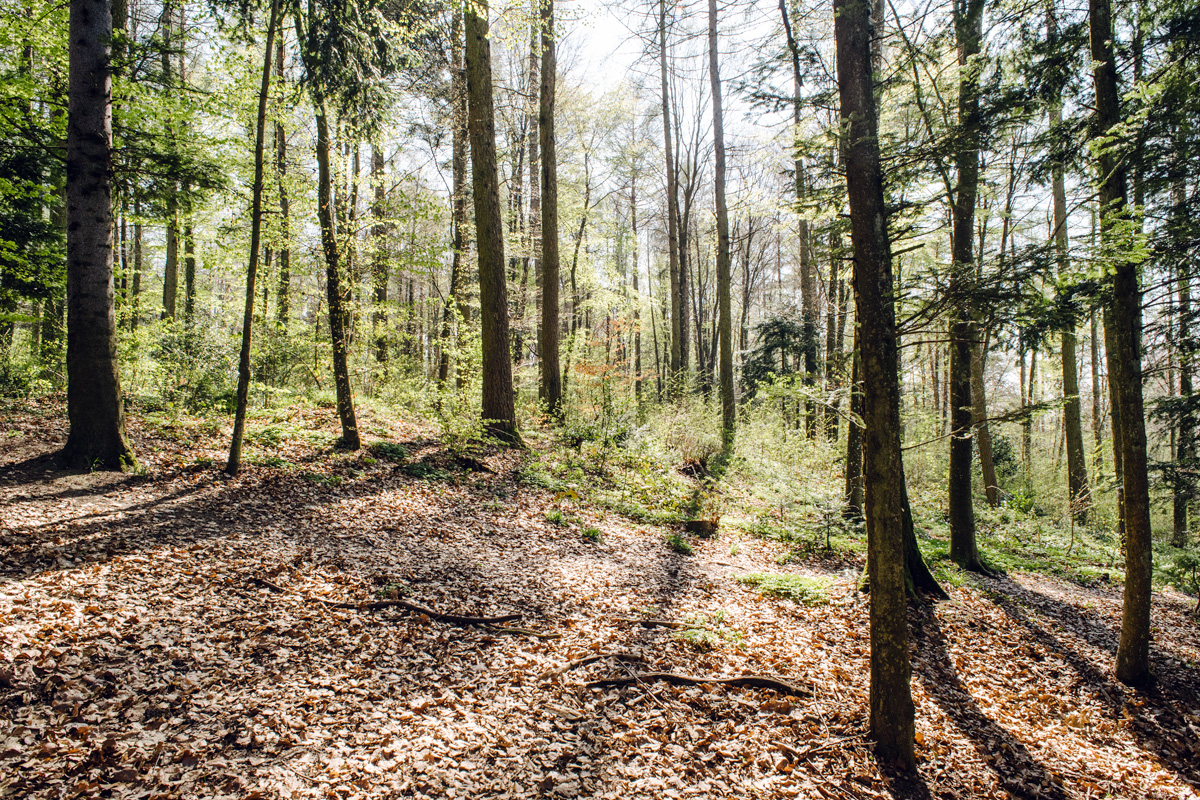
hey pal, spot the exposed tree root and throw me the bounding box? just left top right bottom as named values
left=588, top=672, right=810, bottom=696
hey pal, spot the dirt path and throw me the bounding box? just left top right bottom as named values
left=2, top=399, right=1198, bottom=799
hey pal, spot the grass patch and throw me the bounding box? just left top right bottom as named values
left=369, top=442, right=410, bottom=463
left=666, top=532, right=694, bottom=555
left=674, top=611, right=743, bottom=651
left=736, top=573, right=831, bottom=606
left=582, top=526, right=603, bottom=543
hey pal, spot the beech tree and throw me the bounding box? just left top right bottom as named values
left=466, top=0, right=517, bottom=441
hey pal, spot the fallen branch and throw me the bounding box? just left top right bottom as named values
left=772, top=733, right=866, bottom=762
left=543, top=652, right=646, bottom=678
left=588, top=672, right=809, bottom=696
left=249, top=576, right=522, bottom=626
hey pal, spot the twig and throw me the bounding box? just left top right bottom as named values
left=772, top=732, right=866, bottom=762
left=588, top=672, right=810, bottom=696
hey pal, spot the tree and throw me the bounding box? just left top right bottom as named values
left=1089, top=0, right=1153, bottom=686
left=835, top=0, right=914, bottom=767
left=227, top=0, right=281, bottom=476
left=658, top=0, right=683, bottom=394
left=61, top=0, right=135, bottom=470
left=947, top=0, right=989, bottom=575
left=465, top=0, right=517, bottom=441
left=708, top=0, right=734, bottom=448
left=539, top=0, right=562, bottom=418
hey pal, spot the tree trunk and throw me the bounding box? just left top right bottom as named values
left=1089, top=0, right=1152, bottom=686
left=708, top=0, right=734, bottom=447
left=659, top=0, right=682, bottom=393
left=835, top=0, right=915, bottom=766
left=539, top=0, right=562, bottom=418
left=1174, top=164, right=1193, bottom=547
left=226, top=0, right=280, bottom=475
left=1048, top=4, right=1089, bottom=525
left=438, top=11, right=467, bottom=392
left=274, top=37, right=290, bottom=325
left=62, top=0, right=135, bottom=470
left=971, top=343, right=999, bottom=506
left=465, top=0, right=517, bottom=442
left=371, top=143, right=388, bottom=369
left=314, top=100, right=360, bottom=448
left=947, top=0, right=986, bottom=573
left=845, top=331, right=864, bottom=518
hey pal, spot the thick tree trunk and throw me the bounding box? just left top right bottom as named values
left=1089, top=0, right=1152, bottom=687
left=539, top=0, right=562, bottom=418
left=465, top=0, right=517, bottom=442
left=226, top=0, right=280, bottom=475
left=835, top=0, right=915, bottom=766
left=947, top=0, right=986, bottom=573
left=62, top=0, right=135, bottom=471
left=708, top=0, right=734, bottom=447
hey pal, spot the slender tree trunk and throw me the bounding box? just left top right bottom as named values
left=1047, top=4, right=1090, bottom=524
left=314, top=97, right=360, bottom=448
left=707, top=0, right=735, bottom=446
left=835, top=0, right=915, bottom=765
left=274, top=37, right=290, bottom=325
left=438, top=11, right=467, bottom=392
left=1091, top=307, right=1103, bottom=469
left=465, top=0, right=517, bottom=441
left=227, top=0, right=280, bottom=474
left=161, top=3, right=178, bottom=321
left=780, top=0, right=817, bottom=436
left=183, top=213, right=195, bottom=322
left=845, top=331, right=864, bottom=518
left=1089, top=0, right=1152, bottom=686
left=371, top=143, right=388, bottom=370
left=63, top=0, right=135, bottom=470
left=130, top=200, right=142, bottom=332
left=947, top=0, right=986, bottom=573
left=539, top=0, right=562, bottom=418
left=825, top=235, right=841, bottom=440
left=971, top=342, right=999, bottom=505
left=659, top=0, right=682, bottom=393
left=1174, top=164, right=1193, bottom=547
left=631, top=175, right=643, bottom=408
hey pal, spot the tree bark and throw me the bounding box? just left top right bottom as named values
left=1089, top=0, right=1152, bottom=686
left=371, top=143, right=388, bottom=369
left=659, top=0, right=683, bottom=394
left=835, top=0, right=915, bottom=766
left=947, top=0, right=986, bottom=573
left=226, top=0, right=280, bottom=475
left=62, top=0, right=135, bottom=471
left=1174, top=163, right=1193, bottom=547
left=539, top=0, right=562, bottom=418
left=465, top=0, right=518, bottom=442
left=709, top=0, right=734, bottom=448
left=274, top=37, right=290, bottom=325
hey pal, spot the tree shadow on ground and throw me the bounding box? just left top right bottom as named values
left=912, top=604, right=1072, bottom=799
left=983, top=576, right=1200, bottom=791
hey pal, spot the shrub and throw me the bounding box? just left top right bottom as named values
left=737, top=572, right=831, bottom=606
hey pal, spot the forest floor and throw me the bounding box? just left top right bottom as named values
left=2, top=398, right=1199, bottom=800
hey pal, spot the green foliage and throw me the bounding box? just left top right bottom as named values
left=665, top=532, right=694, bottom=555
left=1161, top=548, right=1200, bottom=614
left=673, top=611, right=743, bottom=651
left=369, top=442, right=409, bottom=463
left=148, top=322, right=236, bottom=413
left=582, top=526, right=602, bottom=543
left=545, top=508, right=567, bottom=526
left=736, top=573, right=831, bottom=606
